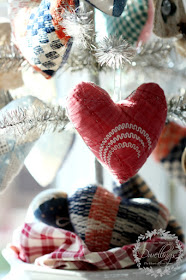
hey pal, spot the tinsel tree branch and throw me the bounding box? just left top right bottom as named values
left=62, top=48, right=102, bottom=73
left=134, top=39, right=172, bottom=66
left=167, top=92, right=186, bottom=125
left=94, top=35, right=135, bottom=69
left=0, top=43, right=26, bottom=72
left=62, top=8, right=94, bottom=48
left=0, top=104, right=70, bottom=138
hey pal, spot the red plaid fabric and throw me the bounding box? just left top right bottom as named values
left=11, top=223, right=185, bottom=270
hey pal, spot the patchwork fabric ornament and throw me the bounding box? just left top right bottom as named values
left=104, top=0, right=154, bottom=45
left=67, top=82, right=167, bottom=184
left=9, top=0, right=78, bottom=79
left=86, top=0, right=127, bottom=17
left=0, top=96, right=45, bottom=192
left=26, top=189, right=74, bottom=231
left=153, top=122, right=186, bottom=187
left=153, top=0, right=186, bottom=38
left=69, top=185, right=169, bottom=252
left=114, top=174, right=185, bottom=242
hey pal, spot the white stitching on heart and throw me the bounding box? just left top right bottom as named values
left=102, top=132, right=145, bottom=163
left=107, top=142, right=141, bottom=167
left=99, top=123, right=152, bottom=161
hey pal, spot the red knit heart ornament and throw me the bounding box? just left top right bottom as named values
left=67, top=82, right=167, bottom=183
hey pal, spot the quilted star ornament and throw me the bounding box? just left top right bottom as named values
left=69, top=185, right=169, bottom=251
left=153, top=0, right=186, bottom=38
left=153, top=122, right=186, bottom=187
left=104, top=0, right=154, bottom=45
left=0, top=96, right=45, bottom=192
left=114, top=174, right=185, bottom=242
left=9, top=0, right=78, bottom=79
left=67, top=82, right=167, bottom=184
left=86, top=0, right=127, bottom=17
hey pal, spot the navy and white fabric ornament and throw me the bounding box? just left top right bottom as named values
left=69, top=185, right=169, bottom=251
left=114, top=174, right=185, bottom=242
left=9, top=0, right=78, bottom=79
left=26, top=189, right=74, bottom=231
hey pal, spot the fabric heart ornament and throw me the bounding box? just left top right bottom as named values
left=69, top=185, right=169, bottom=251
left=9, top=0, right=78, bottom=79
left=153, top=0, right=186, bottom=38
left=104, top=0, right=154, bottom=45
left=152, top=122, right=186, bottom=187
left=114, top=174, right=185, bottom=242
left=67, top=82, right=167, bottom=183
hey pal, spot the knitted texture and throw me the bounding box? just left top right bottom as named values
left=85, top=0, right=127, bottom=17
left=0, top=96, right=45, bottom=192
left=153, top=0, right=186, bottom=38
left=67, top=82, right=167, bottom=184
left=104, top=0, right=149, bottom=45
left=153, top=122, right=186, bottom=187
left=9, top=0, right=77, bottom=79
left=114, top=174, right=185, bottom=242
left=69, top=185, right=169, bottom=252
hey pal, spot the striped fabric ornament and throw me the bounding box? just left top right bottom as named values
left=114, top=174, right=185, bottom=242
left=69, top=185, right=169, bottom=252
left=104, top=0, right=150, bottom=45
left=153, top=122, right=186, bottom=187
left=9, top=0, right=78, bottom=79
left=85, top=0, right=127, bottom=17
left=67, top=82, right=167, bottom=184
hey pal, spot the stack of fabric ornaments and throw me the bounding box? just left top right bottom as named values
left=10, top=179, right=184, bottom=270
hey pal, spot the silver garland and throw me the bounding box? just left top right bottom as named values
left=94, top=35, right=135, bottom=69
left=62, top=8, right=94, bottom=48
left=0, top=104, right=70, bottom=138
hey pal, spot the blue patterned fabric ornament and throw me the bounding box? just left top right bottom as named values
left=9, top=0, right=78, bottom=78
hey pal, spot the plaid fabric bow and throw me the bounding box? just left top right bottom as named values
left=11, top=223, right=185, bottom=270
